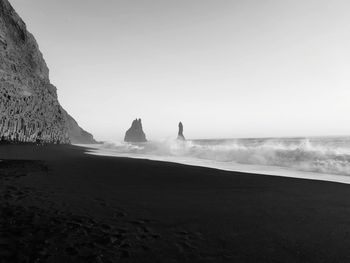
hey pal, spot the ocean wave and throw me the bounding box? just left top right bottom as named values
left=90, top=137, right=350, bottom=177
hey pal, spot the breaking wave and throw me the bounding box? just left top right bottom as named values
left=83, top=136, right=350, bottom=181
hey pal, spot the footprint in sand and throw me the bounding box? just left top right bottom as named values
left=175, top=230, right=199, bottom=254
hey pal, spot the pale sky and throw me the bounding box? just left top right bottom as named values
left=9, top=0, right=350, bottom=141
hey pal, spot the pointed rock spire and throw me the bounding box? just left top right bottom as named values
left=177, top=122, right=185, bottom=140
left=124, top=118, right=147, bottom=142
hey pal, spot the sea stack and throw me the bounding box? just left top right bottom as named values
left=124, top=118, right=147, bottom=142
left=0, top=0, right=95, bottom=144
left=177, top=122, right=185, bottom=140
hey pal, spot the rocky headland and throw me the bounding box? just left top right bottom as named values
left=0, top=0, right=95, bottom=144
left=124, top=119, right=147, bottom=143
left=63, top=109, right=97, bottom=144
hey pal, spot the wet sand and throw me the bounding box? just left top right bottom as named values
left=1, top=144, right=350, bottom=262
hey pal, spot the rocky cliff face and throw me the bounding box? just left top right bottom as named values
left=0, top=0, right=95, bottom=144
left=124, top=119, right=147, bottom=143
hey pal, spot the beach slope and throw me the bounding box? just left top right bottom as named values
left=1, top=144, right=350, bottom=262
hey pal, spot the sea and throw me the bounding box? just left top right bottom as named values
left=79, top=136, right=350, bottom=184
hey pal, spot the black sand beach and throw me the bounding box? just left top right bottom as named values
left=1, top=144, right=350, bottom=262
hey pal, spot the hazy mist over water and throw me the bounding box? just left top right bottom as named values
left=10, top=0, right=350, bottom=141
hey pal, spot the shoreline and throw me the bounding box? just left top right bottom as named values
left=2, top=144, right=350, bottom=262
left=81, top=143, right=350, bottom=186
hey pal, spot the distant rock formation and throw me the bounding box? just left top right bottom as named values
left=177, top=122, right=185, bottom=140
left=0, top=0, right=95, bottom=144
left=124, top=119, right=147, bottom=143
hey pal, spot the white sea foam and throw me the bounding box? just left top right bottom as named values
left=77, top=136, right=350, bottom=185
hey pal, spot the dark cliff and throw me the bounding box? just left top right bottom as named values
left=0, top=0, right=95, bottom=144
left=124, top=118, right=147, bottom=143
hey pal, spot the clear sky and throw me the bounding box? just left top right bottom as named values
left=9, top=0, right=350, bottom=141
